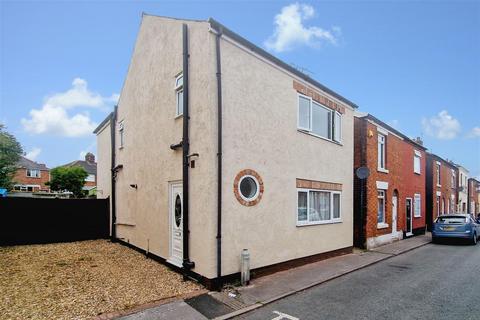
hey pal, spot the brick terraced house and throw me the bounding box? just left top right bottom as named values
left=353, top=113, right=427, bottom=249
left=468, top=178, right=480, bottom=215
left=425, top=153, right=458, bottom=230
left=13, top=156, right=50, bottom=192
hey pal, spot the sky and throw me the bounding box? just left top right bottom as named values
left=1, top=0, right=479, bottom=177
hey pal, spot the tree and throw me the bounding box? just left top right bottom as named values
left=47, top=166, right=88, bottom=198
left=0, top=124, right=23, bottom=190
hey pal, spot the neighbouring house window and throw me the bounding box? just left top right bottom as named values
left=297, top=189, right=341, bottom=225
left=85, top=174, right=95, bottom=182
left=451, top=170, right=455, bottom=188
left=447, top=199, right=450, bottom=214
left=436, top=163, right=441, bottom=186
left=414, top=154, right=421, bottom=174
left=377, top=134, right=386, bottom=170
left=26, top=169, right=40, bottom=178
left=377, top=190, right=386, bottom=224
left=119, top=120, right=124, bottom=148
left=436, top=196, right=440, bottom=217
left=414, top=194, right=421, bottom=217
left=297, top=94, right=342, bottom=143
left=175, top=73, right=184, bottom=116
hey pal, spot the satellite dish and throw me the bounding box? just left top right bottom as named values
left=356, top=167, right=370, bottom=180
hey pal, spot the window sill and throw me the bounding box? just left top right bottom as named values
left=437, top=184, right=441, bottom=187
left=414, top=172, right=421, bottom=175
left=174, top=114, right=184, bottom=120
left=414, top=215, right=421, bottom=219
left=297, top=220, right=342, bottom=227
left=377, top=168, right=389, bottom=174
left=297, top=129, right=343, bottom=146
left=377, top=223, right=389, bottom=229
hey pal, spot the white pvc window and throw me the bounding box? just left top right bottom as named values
left=175, top=74, right=184, bottom=116
left=436, top=163, right=441, bottom=186
left=414, top=154, right=421, bottom=174
left=378, top=134, right=386, bottom=170
left=297, top=189, right=341, bottom=226
left=297, top=94, right=342, bottom=143
left=451, top=170, right=455, bottom=188
left=377, top=190, right=386, bottom=223
left=119, top=120, right=125, bottom=148
left=85, top=174, right=95, bottom=182
left=26, top=169, right=40, bottom=178
left=414, top=194, right=421, bottom=217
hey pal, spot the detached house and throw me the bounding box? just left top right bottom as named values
left=95, top=15, right=357, bottom=288
left=13, top=156, right=50, bottom=192
left=353, top=113, right=427, bottom=249
left=425, top=153, right=458, bottom=230
left=61, top=152, right=97, bottom=194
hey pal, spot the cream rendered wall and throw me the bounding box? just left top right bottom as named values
left=219, top=38, right=355, bottom=276
left=112, top=15, right=218, bottom=279
left=96, top=122, right=112, bottom=233
left=96, top=123, right=111, bottom=201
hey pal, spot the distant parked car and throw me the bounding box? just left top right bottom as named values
left=432, top=214, right=480, bottom=245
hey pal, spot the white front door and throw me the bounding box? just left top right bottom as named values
left=392, top=195, right=398, bottom=237
left=169, top=183, right=183, bottom=267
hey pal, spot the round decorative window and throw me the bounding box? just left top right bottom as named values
left=234, top=169, right=264, bottom=206
left=174, top=194, right=182, bottom=227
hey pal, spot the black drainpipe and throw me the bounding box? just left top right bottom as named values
left=110, top=106, right=118, bottom=241
left=215, top=28, right=223, bottom=290
left=182, top=23, right=194, bottom=273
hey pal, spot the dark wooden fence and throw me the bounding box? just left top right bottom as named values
left=0, top=197, right=110, bottom=246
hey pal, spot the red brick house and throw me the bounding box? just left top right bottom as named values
left=468, top=178, right=480, bottom=215
left=425, top=153, right=458, bottom=230
left=354, top=113, right=427, bottom=249
left=13, top=156, right=50, bottom=192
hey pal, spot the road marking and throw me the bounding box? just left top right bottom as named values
left=271, top=310, right=300, bottom=320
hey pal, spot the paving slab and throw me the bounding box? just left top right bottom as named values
left=115, top=301, right=207, bottom=320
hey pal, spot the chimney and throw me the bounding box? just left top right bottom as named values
left=85, top=152, right=95, bottom=163
left=413, top=136, right=423, bottom=146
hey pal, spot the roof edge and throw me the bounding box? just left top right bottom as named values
left=93, top=112, right=113, bottom=134
left=207, top=18, right=359, bottom=109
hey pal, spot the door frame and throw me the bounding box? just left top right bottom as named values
left=392, top=195, right=398, bottom=236
left=168, top=180, right=183, bottom=267
left=406, top=197, right=413, bottom=236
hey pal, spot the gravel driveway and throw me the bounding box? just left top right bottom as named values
left=0, top=240, right=202, bottom=320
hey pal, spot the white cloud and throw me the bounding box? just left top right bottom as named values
left=422, top=110, right=461, bottom=140
left=264, top=3, right=340, bottom=52
left=467, top=127, right=480, bottom=138
left=21, top=78, right=118, bottom=137
left=45, top=78, right=118, bottom=110
left=25, top=147, right=41, bottom=161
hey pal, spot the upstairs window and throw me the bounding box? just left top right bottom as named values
left=436, top=163, right=441, bottom=186
left=85, top=174, right=95, bottom=182
left=26, top=169, right=40, bottom=178
left=175, top=74, right=184, bottom=116
left=414, top=151, right=421, bottom=174
left=119, top=120, right=124, bottom=149
left=377, top=134, right=386, bottom=170
left=297, top=94, right=342, bottom=143
left=451, top=170, right=455, bottom=188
